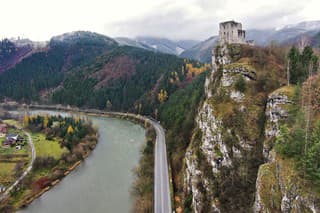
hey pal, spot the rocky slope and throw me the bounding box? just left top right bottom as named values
left=183, top=40, right=320, bottom=212
left=184, top=44, right=288, bottom=212
left=254, top=86, right=320, bottom=213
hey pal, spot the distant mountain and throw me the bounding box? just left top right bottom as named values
left=10, top=38, right=47, bottom=49
left=247, top=20, right=320, bottom=46
left=246, top=29, right=275, bottom=46
left=115, top=37, right=155, bottom=51
left=280, top=20, right=320, bottom=31
left=134, top=37, right=199, bottom=55
left=50, top=31, right=117, bottom=46
left=49, top=31, right=118, bottom=72
left=311, top=32, right=320, bottom=47
left=180, top=36, right=218, bottom=63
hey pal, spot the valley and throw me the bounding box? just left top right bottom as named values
left=1, top=16, right=320, bottom=213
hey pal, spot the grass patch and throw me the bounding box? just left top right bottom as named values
left=258, top=162, right=281, bottom=211
left=272, top=85, right=295, bottom=98
left=0, top=145, right=30, bottom=156
left=0, top=162, right=16, bottom=186
left=3, top=119, right=21, bottom=128
left=32, top=168, right=51, bottom=180
left=31, top=133, right=68, bottom=159
left=224, top=62, right=256, bottom=73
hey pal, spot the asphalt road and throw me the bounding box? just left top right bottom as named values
left=151, top=120, right=172, bottom=213
left=0, top=130, right=36, bottom=201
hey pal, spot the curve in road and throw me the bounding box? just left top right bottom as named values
left=8, top=105, right=172, bottom=212
left=0, top=130, right=36, bottom=201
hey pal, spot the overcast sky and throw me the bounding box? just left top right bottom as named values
left=1, top=0, right=319, bottom=41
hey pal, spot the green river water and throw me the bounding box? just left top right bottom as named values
left=18, top=111, right=145, bottom=213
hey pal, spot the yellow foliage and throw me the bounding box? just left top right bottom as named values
left=43, top=116, right=49, bottom=128
left=169, top=72, right=180, bottom=83
left=158, top=89, right=168, bottom=103
left=74, top=116, right=80, bottom=124
left=67, top=125, right=74, bottom=134
left=185, top=63, right=211, bottom=79
left=23, top=113, right=29, bottom=127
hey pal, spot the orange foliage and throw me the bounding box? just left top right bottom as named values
left=186, top=63, right=211, bottom=80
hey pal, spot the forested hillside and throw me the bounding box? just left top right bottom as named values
left=0, top=39, right=33, bottom=73
left=0, top=32, right=117, bottom=102
left=0, top=32, right=210, bottom=115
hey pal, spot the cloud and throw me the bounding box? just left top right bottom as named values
left=104, top=0, right=319, bottom=40
left=1, top=0, right=319, bottom=40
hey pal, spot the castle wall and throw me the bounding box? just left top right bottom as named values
left=219, top=21, right=246, bottom=44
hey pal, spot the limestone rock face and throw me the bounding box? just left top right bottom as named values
left=263, top=92, right=292, bottom=159
left=184, top=43, right=320, bottom=213
left=265, top=93, right=292, bottom=138
left=254, top=90, right=320, bottom=213
left=184, top=44, right=257, bottom=212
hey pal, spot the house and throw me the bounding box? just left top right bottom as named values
left=3, top=134, right=22, bottom=146
left=6, top=134, right=19, bottom=141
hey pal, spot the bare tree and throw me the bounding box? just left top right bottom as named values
left=304, top=63, right=313, bottom=172
left=298, top=35, right=310, bottom=52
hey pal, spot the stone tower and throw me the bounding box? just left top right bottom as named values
left=219, top=20, right=246, bottom=45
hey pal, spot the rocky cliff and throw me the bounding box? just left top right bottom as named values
left=184, top=44, right=281, bottom=212
left=254, top=87, right=320, bottom=213
left=183, top=43, right=320, bottom=212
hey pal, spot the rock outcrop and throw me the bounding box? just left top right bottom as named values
left=184, top=44, right=262, bottom=212
left=254, top=88, right=320, bottom=213
left=184, top=42, right=320, bottom=213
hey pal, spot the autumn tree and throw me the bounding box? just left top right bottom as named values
left=23, top=113, right=29, bottom=127
left=43, top=116, right=49, bottom=128
left=67, top=125, right=74, bottom=134
left=158, top=89, right=168, bottom=103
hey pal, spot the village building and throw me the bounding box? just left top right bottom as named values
left=2, top=133, right=22, bottom=146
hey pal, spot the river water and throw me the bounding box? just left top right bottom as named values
left=17, top=111, right=145, bottom=213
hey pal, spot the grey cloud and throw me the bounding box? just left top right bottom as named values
left=104, top=0, right=313, bottom=40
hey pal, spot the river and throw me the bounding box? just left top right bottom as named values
left=17, top=110, right=145, bottom=213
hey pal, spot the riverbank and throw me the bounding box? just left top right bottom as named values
left=0, top=113, right=98, bottom=212
left=1, top=103, right=167, bottom=212
left=25, top=105, right=159, bottom=211
left=20, top=159, right=84, bottom=208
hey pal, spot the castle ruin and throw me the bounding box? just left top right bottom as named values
left=219, top=21, right=253, bottom=45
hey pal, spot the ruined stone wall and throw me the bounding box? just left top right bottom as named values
left=219, top=21, right=246, bottom=45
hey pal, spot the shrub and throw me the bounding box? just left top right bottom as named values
left=235, top=76, right=247, bottom=93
